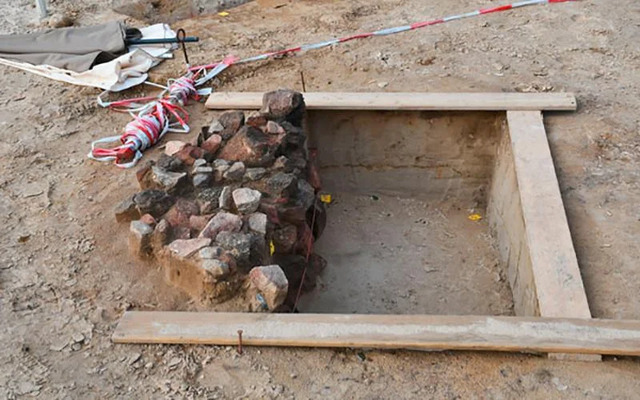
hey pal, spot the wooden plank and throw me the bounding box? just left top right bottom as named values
left=507, top=111, right=592, bottom=320
left=112, top=312, right=640, bottom=356
left=507, top=111, right=599, bottom=361
left=205, top=92, right=577, bottom=111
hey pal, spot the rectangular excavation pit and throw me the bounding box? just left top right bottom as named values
left=297, top=108, right=591, bottom=322
left=115, top=93, right=620, bottom=358
left=298, top=110, right=512, bottom=315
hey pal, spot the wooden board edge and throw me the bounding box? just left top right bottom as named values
left=112, top=312, right=640, bottom=357
left=205, top=92, right=577, bottom=111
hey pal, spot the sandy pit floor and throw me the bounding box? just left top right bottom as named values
left=299, top=193, right=513, bottom=315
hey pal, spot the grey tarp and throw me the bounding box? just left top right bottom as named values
left=0, top=22, right=126, bottom=72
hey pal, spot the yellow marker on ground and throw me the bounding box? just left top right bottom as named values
left=320, top=194, right=332, bottom=204
left=269, top=240, right=275, bottom=256
left=218, top=11, right=230, bottom=16
left=468, top=213, right=483, bottom=222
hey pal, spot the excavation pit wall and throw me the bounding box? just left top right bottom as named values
left=297, top=110, right=531, bottom=316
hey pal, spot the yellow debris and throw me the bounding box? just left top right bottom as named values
left=320, top=194, right=332, bottom=204
left=468, top=213, right=483, bottom=222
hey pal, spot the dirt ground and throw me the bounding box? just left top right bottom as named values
left=1, top=0, right=640, bottom=398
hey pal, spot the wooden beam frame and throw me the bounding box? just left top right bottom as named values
left=114, top=92, right=640, bottom=358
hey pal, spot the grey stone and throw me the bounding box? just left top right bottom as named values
left=133, top=190, right=175, bottom=218
left=197, top=246, right=224, bottom=260
left=201, top=259, right=230, bottom=279
left=248, top=212, right=268, bottom=235
left=223, top=162, right=246, bottom=181
left=244, top=167, right=267, bottom=181
left=193, top=173, right=212, bottom=189
left=216, top=231, right=252, bottom=267
left=232, top=188, right=262, bottom=214
left=208, top=119, right=224, bottom=136
left=193, top=158, right=208, bottom=168
left=151, top=166, right=188, bottom=194
left=193, top=166, right=213, bottom=174
left=115, top=196, right=140, bottom=223
left=219, top=186, right=233, bottom=210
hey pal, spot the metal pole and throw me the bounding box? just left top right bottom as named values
left=36, top=0, right=48, bottom=19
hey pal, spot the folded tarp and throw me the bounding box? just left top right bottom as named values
left=0, top=23, right=176, bottom=91
left=0, top=21, right=126, bottom=72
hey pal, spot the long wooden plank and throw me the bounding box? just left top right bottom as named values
left=112, top=312, right=640, bottom=356
left=205, top=92, right=577, bottom=111
left=507, top=111, right=592, bottom=320
left=507, top=111, right=598, bottom=361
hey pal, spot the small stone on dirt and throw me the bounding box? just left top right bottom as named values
left=129, top=220, right=154, bottom=258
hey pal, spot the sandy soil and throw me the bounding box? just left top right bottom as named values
left=1, top=0, right=640, bottom=398
left=299, top=193, right=513, bottom=316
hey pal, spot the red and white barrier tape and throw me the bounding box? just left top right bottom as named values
left=89, top=0, right=577, bottom=168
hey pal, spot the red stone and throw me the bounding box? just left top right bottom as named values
left=164, top=198, right=200, bottom=228
left=201, top=134, right=222, bottom=154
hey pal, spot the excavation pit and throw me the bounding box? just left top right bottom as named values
left=298, top=110, right=514, bottom=315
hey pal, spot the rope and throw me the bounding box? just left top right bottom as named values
left=88, top=57, right=235, bottom=168
left=188, top=0, right=577, bottom=73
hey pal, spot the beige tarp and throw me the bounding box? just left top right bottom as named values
left=0, top=23, right=176, bottom=92
left=0, top=22, right=126, bottom=72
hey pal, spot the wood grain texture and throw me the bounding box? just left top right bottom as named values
left=112, top=312, right=640, bottom=356
left=205, top=92, right=577, bottom=111
left=507, top=111, right=592, bottom=319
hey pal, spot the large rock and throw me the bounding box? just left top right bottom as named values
left=133, top=190, right=175, bottom=218
left=248, top=265, right=289, bottom=311
left=218, top=110, right=245, bottom=140
left=261, top=90, right=305, bottom=126
left=199, top=211, right=242, bottom=240
left=232, top=188, right=262, bottom=214
left=217, top=125, right=282, bottom=167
